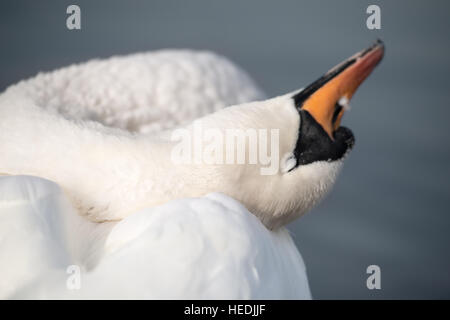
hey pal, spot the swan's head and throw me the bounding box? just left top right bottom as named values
left=171, top=41, right=384, bottom=229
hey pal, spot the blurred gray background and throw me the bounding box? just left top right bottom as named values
left=1, top=0, right=449, bottom=299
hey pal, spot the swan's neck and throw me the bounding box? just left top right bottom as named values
left=0, top=103, right=182, bottom=221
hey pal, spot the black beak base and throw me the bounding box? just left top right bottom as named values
left=290, top=110, right=355, bottom=169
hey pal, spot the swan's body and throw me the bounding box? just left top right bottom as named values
left=0, top=43, right=383, bottom=298
left=1, top=175, right=310, bottom=299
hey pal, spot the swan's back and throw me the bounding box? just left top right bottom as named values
left=8, top=50, right=264, bottom=133
left=1, top=176, right=311, bottom=299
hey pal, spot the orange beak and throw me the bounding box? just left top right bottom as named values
left=294, top=40, right=384, bottom=138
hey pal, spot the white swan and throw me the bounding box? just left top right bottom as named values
left=0, top=42, right=383, bottom=299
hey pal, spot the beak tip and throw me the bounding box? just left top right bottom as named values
left=373, top=39, right=385, bottom=58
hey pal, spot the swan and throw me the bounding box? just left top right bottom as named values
left=0, top=41, right=383, bottom=299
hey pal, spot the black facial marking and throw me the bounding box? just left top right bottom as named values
left=289, top=110, right=354, bottom=170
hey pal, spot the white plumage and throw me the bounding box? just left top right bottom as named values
left=8, top=50, right=264, bottom=133
left=0, top=50, right=312, bottom=299
left=1, top=176, right=310, bottom=299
